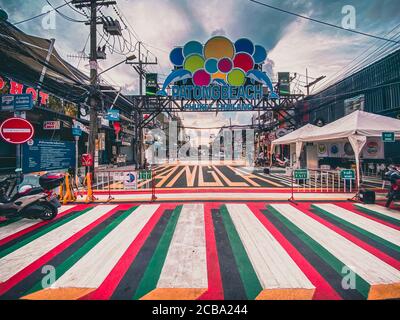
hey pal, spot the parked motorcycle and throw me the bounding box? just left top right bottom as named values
left=384, top=167, right=400, bottom=208
left=0, top=173, right=62, bottom=221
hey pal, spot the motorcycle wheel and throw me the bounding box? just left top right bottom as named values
left=39, top=203, right=58, bottom=221
left=385, top=194, right=394, bottom=208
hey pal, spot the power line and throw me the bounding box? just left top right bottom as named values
left=13, top=1, right=71, bottom=25
left=248, top=0, right=400, bottom=44
left=314, top=24, right=400, bottom=92
left=46, top=0, right=88, bottom=23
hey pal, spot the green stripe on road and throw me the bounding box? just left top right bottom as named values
left=133, top=205, right=182, bottom=300
left=266, top=205, right=371, bottom=299
left=220, top=205, right=262, bottom=300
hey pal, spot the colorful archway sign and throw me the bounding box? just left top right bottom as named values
left=157, top=36, right=279, bottom=101
left=0, top=117, right=34, bottom=144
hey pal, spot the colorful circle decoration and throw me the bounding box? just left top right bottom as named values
left=170, top=47, right=184, bottom=66
left=205, top=58, right=218, bottom=74
left=183, top=54, right=204, bottom=73
left=227, top=68, right=246, bottom=86
left=344, top=142, right=354, bottom=156
left=253, top=45, right=267, bottom=64
left=233, top=52, right=254, bottom=73
left=167, top=37, right=270, bottom=88
left=218, top=58, right=233, bottom=73
left=234, top=38, right=254, bottom=55
left=193, top=69, right=211, bottom=86
left=183, top=40, right=203, bottom=57
left=204, top=36, right=235, bottom=60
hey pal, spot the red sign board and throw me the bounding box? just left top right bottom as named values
left=81, top=153, right=93, bottom=167
left=0, top=117, right=34, bottom=144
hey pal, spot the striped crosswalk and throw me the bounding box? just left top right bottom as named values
left=0, top=201, right=399, bottom=300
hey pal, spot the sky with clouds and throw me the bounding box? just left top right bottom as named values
left=1, top=0, right=399, bottom=143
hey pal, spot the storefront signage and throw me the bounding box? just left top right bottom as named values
left=294, top=169, right=309, bottom=180
left=0, top=76, right=49, bottom=105
left=156, top=36, right=278, bottom=110
left=340, top=169, right=355, bottom=180
left=0, top=94, right=33, bottom=112
left=43, top=121, right=61, bottom=130
left=382, top=132, right=395, bottom=143
left=22, top=139, right=75, bottom=173
left=72, top=119, right=89, bottom=134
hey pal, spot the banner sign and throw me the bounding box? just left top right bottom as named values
left=146, top=73, right=158, bottom=96
left=341, top=169, right=355, bottom=180
left=156, top=36, right=279, bottom=111
left=0, top=76, right=49, bottom=105
left=22, top=139, right=76, bottom=173
left=43, top=121, right=61, bottom=130
left=382, top=132, right=395, bottom=143
left=123, top=172, right=138, bottom=190
left=106, top=109, right=120, bottom=121
left=139, top=170, right=152, bottom=180
left=294, top=169, right=309, bottom=180
left=72, top=127, right=82, bottom=137
left=0, top=94, right=33, bottom=112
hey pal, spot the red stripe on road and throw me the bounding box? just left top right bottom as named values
left=0, top=204, right=131, bottom=296
left=297, top=203, right=400, bottom=270
left=83, top=204, right=177, bottom=300
left=247, top=203, right=341, bottom=300
left=197, top=203, right=224, bottom=300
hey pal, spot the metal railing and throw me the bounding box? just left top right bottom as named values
left=93, top=169, right=154, bottom=191
left=291, top=169, right=356, bottom=193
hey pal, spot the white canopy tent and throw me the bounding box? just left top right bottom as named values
left=270, top=123, right=320, bottom=168
left=272, top=111, right=400, bottom=189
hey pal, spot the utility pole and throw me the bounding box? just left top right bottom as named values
left=126, top=41, right=157, bottom=167
left=72, top=0, right=116, bottom=175
left=127, top=41, right=158, bottom=96
left=304, top=68, right=326, bottom=96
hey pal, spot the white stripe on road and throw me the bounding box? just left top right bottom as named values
left=269, top=204, right=400, bottom=299
left=50, top=204, right=159, bottom=290
left=226, top=204, right=315, bottom=299
left=0, top=205, right=117, bottom=282
left=0, top=205, right=75, bottom=242
left=156, top=204, right=207, bottom=290
left=313, top=204, right=400, bottom=246
left=354, top=204, right=400, bottom=222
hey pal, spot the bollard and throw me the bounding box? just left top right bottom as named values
left=85, top=172, right=95, bottom=203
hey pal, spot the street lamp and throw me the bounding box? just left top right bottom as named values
left=97, top=54, right=137, bottom=76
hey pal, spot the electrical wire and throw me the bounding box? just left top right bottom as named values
left=13, top=1, right=71, bottom=25
left=248, top=0, right=400, bottom=44
left=46, top=0, right=88, bottom=23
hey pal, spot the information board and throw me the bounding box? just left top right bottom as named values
left=22, top=139, right=75, bottom=173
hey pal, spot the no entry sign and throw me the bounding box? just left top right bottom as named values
left=0, top=117, right=34, bottom=144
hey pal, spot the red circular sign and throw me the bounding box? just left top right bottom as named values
left=0, top=117, right=34, bottom=144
